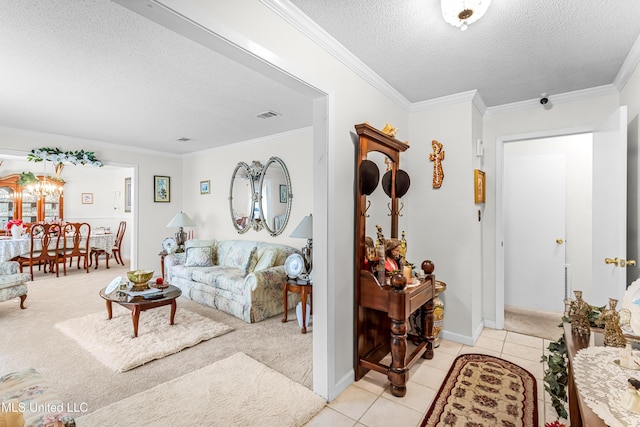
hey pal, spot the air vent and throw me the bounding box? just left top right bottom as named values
left=256, top=110, right=281, bottom=119
left=177, top=137, right=191, bottom=142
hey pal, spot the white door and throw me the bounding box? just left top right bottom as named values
left=590, top=106, right=628, bottom=305
left=504, top=151, right=567, bottom=312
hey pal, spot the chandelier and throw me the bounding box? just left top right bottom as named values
left=23, top=175, right=64, bottom=198
left=441, top=0, right=491, bottom=31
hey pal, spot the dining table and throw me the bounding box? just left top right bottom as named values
left=0, top=233, right=116, bottom=262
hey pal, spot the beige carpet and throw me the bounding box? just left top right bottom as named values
left=76, top=352, right=325, bottom=426
left=0, top=262, right=313, bottom=414
left=504, top=305, right=564, bottom=341
left=55, top=308, right=232, bottom=372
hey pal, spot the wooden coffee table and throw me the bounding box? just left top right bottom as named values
left=99, top=285, right=181, bottom=338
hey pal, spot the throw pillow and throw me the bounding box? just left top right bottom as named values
left=243, top=246, right=259, bottom=274
left=0, top=399, right=24, bottom=427
left=254, top=250, right=276, bottom=271
left=184, top=246, right=214, bottom=267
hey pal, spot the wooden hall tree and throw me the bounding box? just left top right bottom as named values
left=353, top=123, right=435, bottom=397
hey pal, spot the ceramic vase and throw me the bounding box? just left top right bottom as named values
left=10, top=225, right=22, bottom=239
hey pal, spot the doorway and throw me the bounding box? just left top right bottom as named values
left=503, top=134, right=592, bottom=314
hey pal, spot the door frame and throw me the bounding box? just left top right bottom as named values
left=495, top=125, right=595, bottom=329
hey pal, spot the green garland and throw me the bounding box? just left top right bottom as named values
left=27, top=147, right=103, bottom=167
left=17, top=172, right=38, bottom=186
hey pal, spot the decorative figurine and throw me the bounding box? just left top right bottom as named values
left=569, top=290, right=591, bottom=336
left=597, top=298, right=627, bottom=348
left=429, top=140, right=445, bottom=189
left=381, top=123, right=398, bottom=138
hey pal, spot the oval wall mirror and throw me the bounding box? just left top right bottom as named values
left=229, top=162, right=255, bottom=234
left=258, top=157, right=292, bottom=236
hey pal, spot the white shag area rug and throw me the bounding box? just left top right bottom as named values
left=76, top=352, right=326, bottom=426
left=55, top=308, right=233, bottom=372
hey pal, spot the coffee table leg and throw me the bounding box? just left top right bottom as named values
left=131, top=306, right=141, bottom=338
left=170, top=300, right=177, bottom=325
left=105, top=300, right=113, bottom=320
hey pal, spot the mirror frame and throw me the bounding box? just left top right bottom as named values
left=258, top=156, right=292, bottom=236
left=228, top=162, right=255, bottom=234
left=229, top=157, right=293, bottom=235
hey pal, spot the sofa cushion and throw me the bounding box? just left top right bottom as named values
left=185, top=239, right=218, bottom=264
left=171, top=265, right=218, bottom=281
left=184, top=246, right=214, bottom=267
left=218, top=241, right=258, bottom=273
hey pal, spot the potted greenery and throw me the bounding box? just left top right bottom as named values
left=17, top=172, right=38, bottom=186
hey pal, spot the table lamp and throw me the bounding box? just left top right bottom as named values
left=290, top=214, right=313, bottom=273
left=166, top=211, right=195, bottom=252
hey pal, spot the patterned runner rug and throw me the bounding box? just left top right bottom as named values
left=421, top=353, right=538, bottom=427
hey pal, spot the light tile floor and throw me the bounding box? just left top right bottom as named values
left=306, top=328, right=568, bottom=427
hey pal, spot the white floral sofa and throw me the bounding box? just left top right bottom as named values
left=0, top=368, right=75, bottom=427
left=0, top=261, right=31, bottom=309
left=164, top=239, right=300, bottom=323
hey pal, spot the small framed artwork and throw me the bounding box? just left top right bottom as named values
left=279, top=184, right=287, bottom=203
left=200, top=180, right=210, bottom=195
left=474, top=169, right=486, bottom=204
left=154, top=175, right=170, bottom=203
left=82, top=193, right=93, bottom=204
left=124, top=177, right=132, bottom=212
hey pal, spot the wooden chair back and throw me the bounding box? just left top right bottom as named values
left=63, top=222, right=91, bottom=273
left=18, top=223, right=63, bottom=279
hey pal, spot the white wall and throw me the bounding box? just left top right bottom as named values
left=406, top=100, right=481, bottom=343
left=181, top=127, right=313, bottom=248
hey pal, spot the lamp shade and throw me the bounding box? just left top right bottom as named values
left=290, top=214, right=312, bottom=239
left=166, top=211, right=195, bottom=228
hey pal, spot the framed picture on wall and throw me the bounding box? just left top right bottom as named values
left=279, top=184, right=287, bottom=203
left=200, top=180, right=210, bottom=194
left=82, top=193, right=93, bottom=204
left=124, top=177, right=132, bottom=212
left=474, top=169, right=486, bottom=204
left=154, top=176, right=170, bottom=203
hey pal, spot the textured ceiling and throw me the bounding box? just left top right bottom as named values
left=288, top=0, right=640, bottom=106
left=0, top=0, right=639, bottom=155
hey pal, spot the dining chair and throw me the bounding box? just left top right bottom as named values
left=90, top=221, right=126, bottom=269
left=15, top=223, right=63, bottom=280
left=62, top=222, right=91, bottom=273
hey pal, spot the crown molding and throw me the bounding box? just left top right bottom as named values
left=485, top=84, right=619, bottom=116
left=614, top=33, right=640, bottom=91
left=261, top=0, right=412, bottom=111
left=410, top=90, right=487, bottom=114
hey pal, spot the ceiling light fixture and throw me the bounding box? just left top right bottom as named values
left=441, top=0, right=491, bottom=31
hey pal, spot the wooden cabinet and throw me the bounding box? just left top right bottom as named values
left=0, top=174, right=64, bottom=229
left=354, top=123, right=435, bottom=397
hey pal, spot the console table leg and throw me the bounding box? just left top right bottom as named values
left=422, top=299, right=435, bottom=360
left=389, top=317, right=408, bottom=397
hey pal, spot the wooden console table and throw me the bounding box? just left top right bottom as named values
left=356, top=271, right=435, bottom=397
left=564, top=322, right=607, bottom=427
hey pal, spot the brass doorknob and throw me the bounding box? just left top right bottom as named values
left=629, top=260, right=637, bottom=266
left=556, top=238, right=564, bottom=244
left=605, top=257, right=619, bottom=266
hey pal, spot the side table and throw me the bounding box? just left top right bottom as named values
left=282, top=279, right=312, bottom=334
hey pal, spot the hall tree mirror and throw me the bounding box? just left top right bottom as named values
left=353, top=122, right=436, bottom=398
left=228, top=156, right=292, bottom=236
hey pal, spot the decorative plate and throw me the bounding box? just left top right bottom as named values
left=162, top=237, right=177, bottom=254
left=285, top=253, right=304, bottom=278
left=105, top=276, right=122, bottom=294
